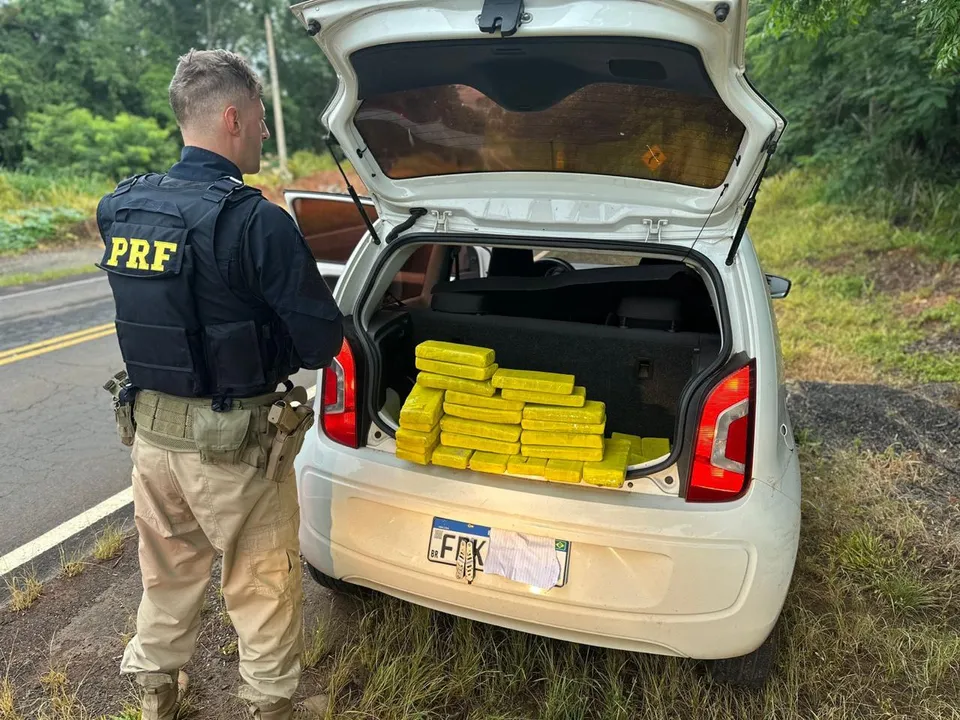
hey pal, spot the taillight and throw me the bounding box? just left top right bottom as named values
left=320, top=338, right=358, bottom=448
left=687, top=362, right=755, bottom=502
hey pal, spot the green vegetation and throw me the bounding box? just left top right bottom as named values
left=0, top=267, right=98, bottom=289
left=0, top=0, right=337, bottom=171
left=0, top=208, right=89, bottom=254
left=766, top=0, right=960, bottom=73
left=750, top=0, right=960, bottom=238
left=0, top=169, right=111, bottom=255
left=752, top=171, right=960, bottom=383
left=22, top=105, right=178, bottom=179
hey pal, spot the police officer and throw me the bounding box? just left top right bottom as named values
left=96, top=49, right=343, bottom=720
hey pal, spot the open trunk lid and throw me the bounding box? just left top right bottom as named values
left=291, top=0, right=784, bottom=246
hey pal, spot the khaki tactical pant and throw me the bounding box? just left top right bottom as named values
left=121, top=433, right=303, bottom=705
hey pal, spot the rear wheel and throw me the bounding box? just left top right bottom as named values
left=702, top=630, right=779, bottom=689
left=305, top=561, right=371, bottom=598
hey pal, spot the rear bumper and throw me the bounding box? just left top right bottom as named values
left=297, top=442, right=800, bottom=659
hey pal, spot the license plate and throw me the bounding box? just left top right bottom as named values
left=428, top=517, right=570, bottom=587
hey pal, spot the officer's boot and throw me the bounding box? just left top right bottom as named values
left=140, top=670, right=188, bottom=720
left=249, top=698, right=293, bottom=720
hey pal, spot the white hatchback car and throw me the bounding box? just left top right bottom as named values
left=290, top=0, right=800, bottom=686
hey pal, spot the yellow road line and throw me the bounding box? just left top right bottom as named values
left=0, top=326, right=116, bottom=367
left=0, top=322, right=115, bottom=361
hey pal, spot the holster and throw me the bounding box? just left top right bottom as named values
left=265, top=387, right=315, bottom=483
left=103, top=370, right=137, bottom=447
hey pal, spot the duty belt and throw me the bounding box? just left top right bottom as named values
left=134, top=389, right=284, bottom=452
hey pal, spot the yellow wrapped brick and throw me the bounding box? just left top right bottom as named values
left=583, top=438, right=632, bottom=488
left=521, top=445, right=604, bottom=462
left=417, top=372, right=495, bottom=397
left=399, top=383, right=444, bottom=428
left=469, top=451, right=511, bottom=474
left=545, top=459, right=583, bottom=483
left=492, top=368, right=575, bottom=395
left=400, top=417, right=439, bottom=433
left=444, top=402, right=522, bottom=425
left=521, top=419, right=606, bottom=434
left=432, top=445, right=473, bottom=470
left=416, top=340, right=495, bottom=368
left=642, top=437, right=671, bottom=460
left=521, top=431, right=604, bottom=449
left=441, top=432, right=521, bottom=456
left=396, top=424, right=441, bottom=453
left=502, top=386, right=587, bottom=407
left=612, top=432, right=645, bottom=465
left=446, top=390, right=524, bottom=412
left=415, top=357, right=498, bottom=381
left=441, top=415, right=521, bottom=443
left=507, top=455, right=548, bottom=477
left=522, top=399, right=605, bottom=424
left=396, top=446, right=434, bottom=465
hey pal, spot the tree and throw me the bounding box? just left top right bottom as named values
left=748, top=0, right=960, bottom=217
left=766, top=0, right=960, bottom=73
left=0, top=0, right=338, bottom=169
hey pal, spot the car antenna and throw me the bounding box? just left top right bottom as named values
left=323, top=134, right=381, bottom=245
left=681, top=183, right=728, bottom=265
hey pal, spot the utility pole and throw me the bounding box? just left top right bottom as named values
left=264, top=13, right=289, bottom=178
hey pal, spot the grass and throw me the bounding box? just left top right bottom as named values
left=59, top=546, right=86, bottom=579
left=219, top=639, right=238, bottom=657
left=34, top=665, right=86, bottom=720
left=91, top=524, right=125, bottom=562
left=290, top=442, right=959, bottom=720
left=5, top=569, right=43, bottom=612
left=751, top=170, right=960, bottom=383
left=0, top=151, right=338, bottom=258
left=0, top=674, right=21, bottom=720
left=0, top=171, right=109, bottom=256
left=303, top=619, right=328, bottom=669
left=0, top=266, right=98, bottom=289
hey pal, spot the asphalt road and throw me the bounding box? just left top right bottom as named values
left=0, top=274, right=316, bottom=560
left=0, top=275, right=128, bottom=557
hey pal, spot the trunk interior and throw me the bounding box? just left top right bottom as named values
left=366, top=253, right=724, bottom=447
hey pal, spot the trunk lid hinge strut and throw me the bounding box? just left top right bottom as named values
left=323, top=134, right=381, bottom=245
left=725, top=135, right=779, bottom=266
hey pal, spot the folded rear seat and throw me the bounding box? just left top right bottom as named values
left=430, top=264, right=713, bottom=331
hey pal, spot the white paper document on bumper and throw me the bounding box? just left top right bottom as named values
left=484, top=528, right=560, bottom=590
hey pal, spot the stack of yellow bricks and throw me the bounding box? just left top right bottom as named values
left=396, top=340, right=668, bottom=489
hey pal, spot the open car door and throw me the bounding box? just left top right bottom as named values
left=283, top=190, right=378, bottom=290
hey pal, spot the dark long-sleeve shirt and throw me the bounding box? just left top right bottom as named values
left=163, top=146, right=344, bottom=370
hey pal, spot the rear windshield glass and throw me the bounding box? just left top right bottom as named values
left=354, top=82, right=745, bottom=188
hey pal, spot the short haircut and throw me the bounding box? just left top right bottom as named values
left=168, top=49, right=263, bottom=129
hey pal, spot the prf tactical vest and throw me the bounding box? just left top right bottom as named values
left=97, top=174, right=300, bottom=403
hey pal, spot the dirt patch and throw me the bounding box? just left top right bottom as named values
left=0, top=537, right=357, bottom=719
left=787, top=380, right=960, bottom=528
left=864, top=246, right=959, bottom=297
left=907, top=329, right=960, bottom=356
